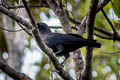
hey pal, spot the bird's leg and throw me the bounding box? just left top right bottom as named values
left=61, top=54, right=69, bottom=65
left=55, top=44, right=64, bottom=55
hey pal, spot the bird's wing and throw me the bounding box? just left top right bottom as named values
left=43, top=33, right=86, bottom=46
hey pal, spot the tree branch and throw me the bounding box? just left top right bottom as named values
left=78, top=0, right=111, bottom=33
left=81, top=0, right=99, bottom=80
left=0, top=26, right=24, bottom=32
left=94, top=27, right=112, bottom=36
left=45, top=0, right=72, bottom=33
left=95, top=27, right=120, bottom=41
left=0, top=60, right=32, bottom=80
left=0, top=4, right=73, bottom=80
left=17, top=22, right=32, bottom=35
left=0, top=0, right=112, bottom=79
left=22, top=0, right=36, bottom=27
left=97, top=0, right=111, bottom=12
left=66, top=0, right=120, bottom=42
left=94, top=33, right=113, bottom=40
left=7, top=5, right=49, bottom=9
left=21, top=0, right=73, bottom=80
left=0, top=6, right=32, bottom=29
left=68, top=16, right=120, bottom=41
left=101, top=9, right=117, bottom=35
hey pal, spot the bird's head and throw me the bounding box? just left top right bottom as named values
left=37, top=22, right=51, bottom=35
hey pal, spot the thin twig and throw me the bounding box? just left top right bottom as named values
left=0, top=26, right=24, bottom=32
left=50, top=26, right=78, bottom=30
left=68, top=17, right=81, bottom=25
left=94, top=33, right=113, bottom=40
left=7, top=5, right=49, bottom=9
left=22, top=0, right=36, bottom=27
left=94, top=27, right=112, bottom=36
left=17, top=22, right=32, bottom=35
left=49, top=25, right=115, bottom=40
left=101, top=9, right=117, bottom=35
left=68, top=15, right=113, bottom=37
left=15, top=0, right=22, bottom=15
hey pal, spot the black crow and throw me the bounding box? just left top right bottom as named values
left=37, top=22, right=101, bottom=64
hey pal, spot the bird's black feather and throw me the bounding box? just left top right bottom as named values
left=37, top=22, right=101, bottom=64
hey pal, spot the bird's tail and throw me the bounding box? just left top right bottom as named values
left=85, top=39, right=101, bottom=48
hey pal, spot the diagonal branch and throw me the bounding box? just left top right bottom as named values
left=45, top=0, right=72, bottom=33
left=17, top=22, right=32, bottom=35
left=0, top=60, right=32, bottom=80
left=22, top=0, right=36, bottom=27
left=0, top=6, right=32, bottom=29
left=101, top=9, right=117, bottom=35
left=21, top=0, right=73, bottom=80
